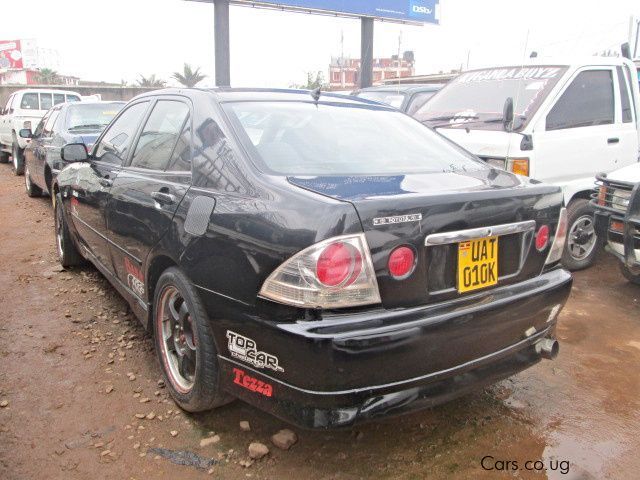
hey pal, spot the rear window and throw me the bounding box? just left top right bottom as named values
left=355, top=91, right=406, bottom=109
left=224, top=101, right=484, bottom=176
left=66, top=95, right=81, bottom=103
left=20, top=93, right=39, bottom=110
left=66, top=103, right=124, bottom=131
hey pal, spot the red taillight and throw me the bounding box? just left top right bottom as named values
left=316, top=242, right=362, bottom=287
left=388, top=246, right=415, bottom=279
left=535, top=225, right=550, bottom=251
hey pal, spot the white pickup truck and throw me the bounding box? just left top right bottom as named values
left=0, top=89, right=81, bottom=175
left=415, top=57, right=640, bottom=270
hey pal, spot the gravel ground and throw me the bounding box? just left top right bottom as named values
left=1, top=164, right=639, bottom=480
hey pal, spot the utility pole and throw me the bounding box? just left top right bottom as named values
left=360, top=17, right=374, bottom=88
left=397, top=31, right=403, bottom=79
left=214, top=0, right=231, bottom=87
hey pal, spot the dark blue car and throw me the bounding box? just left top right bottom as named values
left=21, top=101, right=124, bottom=198
left=50, top=88, right=571, bottom=429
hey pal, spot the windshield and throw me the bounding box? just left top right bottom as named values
left=414, top=66, right=568, bottom=131
left=355, top=91, right=407, bottom=109
left=223, top=101, right=485, bottom=176
left=66, top=103, right=124, bottom=131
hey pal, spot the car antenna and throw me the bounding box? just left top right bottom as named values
left=310, top=87, right=321, bottom=102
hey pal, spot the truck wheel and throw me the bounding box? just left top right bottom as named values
left=24, top=165, right=42, bottom=197
left=561, top=199, right=601, bottom=271
left=54, top=192, right=83, bottom=267
left=153, top=267, right=233, bottom=412
left=620, top=264, right=640, bottom=285
left=11, top=142, right=24, bottom=176
left=0, top=151, right=9, bottom=163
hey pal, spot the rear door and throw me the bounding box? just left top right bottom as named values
left=614, top=65, right=640, bottom=170
left=34, top=107, right=62, bottom=187
left=70, top=100, right=151, bottom=272
left=532, top=67, right=619, bottom=184
left=106, top=97, right=191, bottom=299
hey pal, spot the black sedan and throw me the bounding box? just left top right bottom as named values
left=21, top=101, right=124, bottom=198
left=51, top=88, right=572, bottom=429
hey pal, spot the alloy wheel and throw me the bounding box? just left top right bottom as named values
left=157, top=286, right=197, bottom=393
left=567, top=214, right=597, bottom=261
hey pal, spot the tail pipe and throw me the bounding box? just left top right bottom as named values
left=536, top=338, right=559, bottom=360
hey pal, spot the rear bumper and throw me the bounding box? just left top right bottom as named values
left=216, top=268, right=572, bottom=429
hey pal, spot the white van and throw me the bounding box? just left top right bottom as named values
left=415, top=57, right=640, bottom=270
left=0, top=89, right=82, bottom=175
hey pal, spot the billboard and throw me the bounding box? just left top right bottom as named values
left=0, top=40, right=24, bottom=71
left=230, top=0, right=439, bottom=24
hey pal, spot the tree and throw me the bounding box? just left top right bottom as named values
left=290, top=71, right=327, bottom=90
left=36, top=68, right=59, bottom=85
left=172, top=63, right=207, bottom=88
left=136, top=74, right=166, bottom=88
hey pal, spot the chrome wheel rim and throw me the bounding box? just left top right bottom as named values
left=55, top=201, right=64, bottom=259
left=25, top=167, right=31, bottom=191
left=157, top=286, right=197, bottom=393
left=567, top=214, right=597, bottom=261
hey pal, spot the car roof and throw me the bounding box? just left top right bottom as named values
left=465, top=56, right=636, bottom=71
left=355, top=84, right=444, bottom=94
left=13, top=89, right=81, bottom=96
left=131, top=87, right=393, bottom=108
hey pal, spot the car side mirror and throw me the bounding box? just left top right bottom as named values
left=19, top=128, right=32, bottom=139
left=61, top=143, right=89, bottom=162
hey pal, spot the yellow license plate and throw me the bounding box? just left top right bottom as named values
left=457, top=237, right=498, bottom=293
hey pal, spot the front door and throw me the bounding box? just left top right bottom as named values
left=69, top=100, right=150, bottom=272
left=106, top=98, right=192, bottom=299
left=532, top=67, right=620, bottom=184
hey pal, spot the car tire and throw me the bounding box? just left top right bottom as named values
left=54, top=192, right=83, bottom=268
left=24, top=165, right=42, bottom=197
left=153, top=267, right=233, bottom=412
left=620, top=263, right=640, bottom=285
left=11, top=142, right=24, bottom=176
left=561, top=199, right=601, bottom=271
left=0, top=150, right=9, bottom=164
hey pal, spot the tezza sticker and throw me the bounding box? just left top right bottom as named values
left=373, top=213, right=422, bottom=226
left=233, top=368, right=273, bottom=397
left=124, top=257, right=144, bottom=297
left=226, top=331, right=283, bottom=372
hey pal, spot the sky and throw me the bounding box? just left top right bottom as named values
left=2, top=0, right=639, bottom=88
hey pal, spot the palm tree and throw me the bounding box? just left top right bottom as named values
left=37, top=68, right=59, bottom=85
left=290, top=71, right=327, bottom=90
left=172, top=64, right=207, bottom=88
left=136, top=74, right=166, bottom=88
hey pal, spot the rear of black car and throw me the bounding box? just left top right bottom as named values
left=204, top=93, right=572, bottom=429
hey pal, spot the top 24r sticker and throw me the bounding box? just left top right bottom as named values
left=226, top=331, right=283, bottom=372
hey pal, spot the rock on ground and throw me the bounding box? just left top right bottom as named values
left=271, top=429, right=298, bottom=450
left=248, top=442, right=269, bottom=460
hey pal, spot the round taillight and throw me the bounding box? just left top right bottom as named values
left=388, top=246, right=415, bottom=279
left=316, top=242, right=362, bottom=287
left=535, top=225, right=550, bottom=251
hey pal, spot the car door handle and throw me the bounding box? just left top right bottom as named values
left=151, top=191, right=176, bottom=205
left=607, top=137, right=620, bottom=144
left=99, top=178, right=113, bottom=187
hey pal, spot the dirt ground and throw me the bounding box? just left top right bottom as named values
left=0, top=165, right=639, bottom=480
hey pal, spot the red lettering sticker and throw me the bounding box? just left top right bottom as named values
left=232, top=368, right=273, bottom=397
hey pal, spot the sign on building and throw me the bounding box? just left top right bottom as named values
left=0, top=40, right=24, bottom=71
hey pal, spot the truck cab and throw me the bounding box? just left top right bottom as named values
left=415, top=57, right=640, bottom=270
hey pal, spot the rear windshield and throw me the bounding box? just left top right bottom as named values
left=66, top=103, right=124, bottom=131
left=223, top=101, right=485, bottom=176
left=415, top=66, right=568, bottom=130
left=355, top=91, right=406, bottom=109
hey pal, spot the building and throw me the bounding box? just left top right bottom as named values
left=0, top=38, right=78, bottom=86
left=329, top=52, right=415, bottom=90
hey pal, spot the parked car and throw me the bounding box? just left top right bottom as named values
left=52, top=88, right=571, bottom=429
left=0, top=89, right=82, bottom=175
left=21, top=101, right=125, bottom=198
left=352, top=83, right=443, bottom=114
left=414, top=57, right=640, bottom=271
left=592, top=163, right=640, bottom=283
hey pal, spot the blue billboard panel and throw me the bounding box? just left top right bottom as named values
left=232, top=0, right=439, bottom=24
